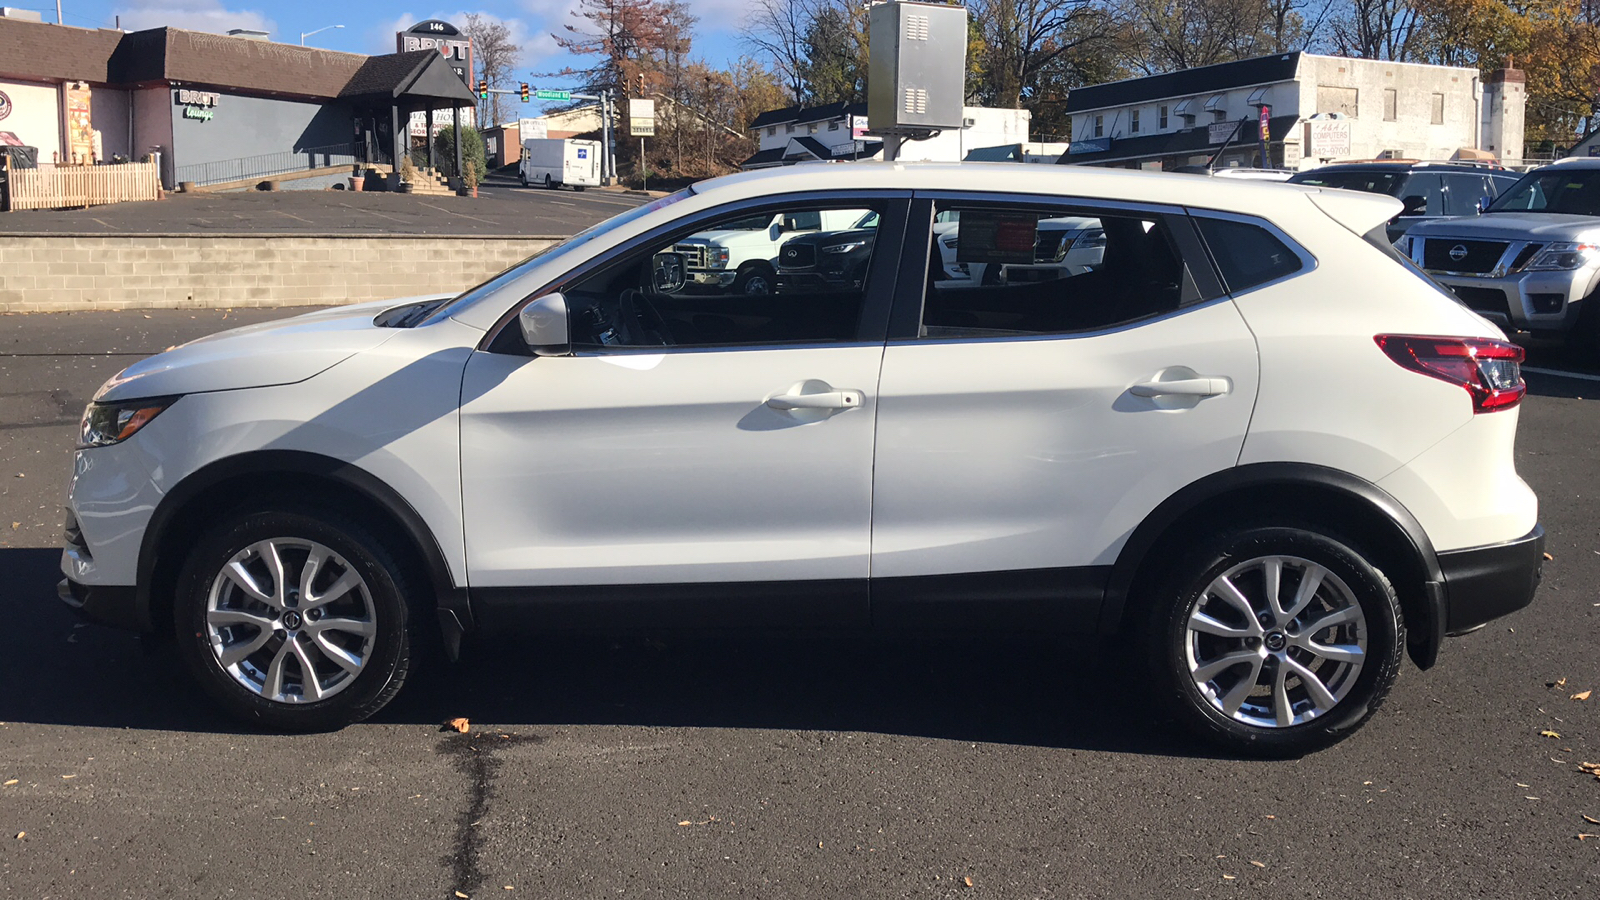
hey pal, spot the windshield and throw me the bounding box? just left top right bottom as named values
left=424, top=188, right=693, bottom=324
left=1486, top=170, right=1600, bottom=215
left=853, top=211, right=880, bottom=229
left=1289, top=170, right=1404, bottom=196
left=719, top=214, right=777, bottom=230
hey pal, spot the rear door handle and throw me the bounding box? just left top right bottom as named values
left=1129, top=377, right=1231, bottom=398
left=766, top=389, right=863, bottom=410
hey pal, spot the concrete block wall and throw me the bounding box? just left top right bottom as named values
left=0, top=234, right=559, bottom=312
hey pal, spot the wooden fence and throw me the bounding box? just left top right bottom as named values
left=4, top=162, right=161, bottom=211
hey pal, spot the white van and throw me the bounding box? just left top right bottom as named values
left=519, top=138, right=601, bottom=191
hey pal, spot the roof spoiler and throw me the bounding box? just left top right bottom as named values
left=1307, top=189, right=1404, bottom=237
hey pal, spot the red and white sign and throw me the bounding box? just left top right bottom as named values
left=1304, top=118, right=1353, bottom=159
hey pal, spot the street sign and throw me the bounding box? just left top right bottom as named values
left=534, top=90, right=570, bottom=101
left=629, top=99, right=655, bottom=137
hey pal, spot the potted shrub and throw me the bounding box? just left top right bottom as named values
left=398, top=157, right=417, bottom=193
left=461, top=158, right=479, bottom=198
left=349, top=165, right=365, bottom=192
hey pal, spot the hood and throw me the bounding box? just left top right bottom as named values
left=1408, top=212, right=1600, bottom=242
left=781, top=228, right=876, bottom=248
left=95, top=295, right=450, bottom=403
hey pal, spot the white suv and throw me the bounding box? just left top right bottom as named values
left=59, top=163, right=1543, bottom=755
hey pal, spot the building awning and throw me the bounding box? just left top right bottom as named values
left=1058, top=115, right=1301, bottom=166
left=339, top=50, right=475, bottom=108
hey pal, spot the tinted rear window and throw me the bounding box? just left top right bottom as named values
left=1288, top=170, right=1404, bottom=195
left=1194, top=217, right=1304, bottom=293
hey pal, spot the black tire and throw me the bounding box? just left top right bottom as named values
left=1144, top=526, right=1404, bottom=757
left=575, top=185, right=587, bottom=192
left=518, top=171, right=528, bottom=187
left=733, top=264, right=774, bottom=296
left=172, top=503, right=424, bottom=731
left=543, top=174, right=554, bottom=190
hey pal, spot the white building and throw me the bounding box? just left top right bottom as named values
left=742, top=101, right=1032, bottom=168
left=1061, top=52, right=1525, bottom=171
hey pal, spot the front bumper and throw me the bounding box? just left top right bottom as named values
left=58, top=577, right=145, bottom=632
left=1431, top=270, right=1591, bottom=336
left=1438, top=524, right=1545, bottom=635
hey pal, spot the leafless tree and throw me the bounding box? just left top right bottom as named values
left=462, top=13, right=521, bottom=126
left=743, top=0, right=813, bottom=104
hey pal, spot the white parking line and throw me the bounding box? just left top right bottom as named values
left=1523, top=366, right=1600, bottom=383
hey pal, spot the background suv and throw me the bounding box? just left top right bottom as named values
left=1288, top=161, right=1521, bottom=241
left=59, top=164, right=1543, bottom=756
left=1404, top=158, right=1600, bottom=354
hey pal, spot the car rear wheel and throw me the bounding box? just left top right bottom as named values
left=172, top=504, right=422, bottom=731
left=734, top=265, right=773, bottom=296
left=1145, top=526, right=1404, bottom=757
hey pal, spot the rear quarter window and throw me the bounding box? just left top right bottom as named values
left=1194, top=216, right=1304, bottom=293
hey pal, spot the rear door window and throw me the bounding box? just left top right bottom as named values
left=914, top=201, right=1210, bottom=339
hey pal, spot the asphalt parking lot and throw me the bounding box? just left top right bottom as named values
left=3, top=308, right=1599, bottom=898
left=0, top=178, right=649, bottom=237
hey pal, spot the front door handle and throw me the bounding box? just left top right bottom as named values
left=766, top=389, right=863, bottom=410
left=1129, top=377, right=1231, bottom=398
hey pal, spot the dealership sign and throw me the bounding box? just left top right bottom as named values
left=175, top=89, right=219, bottom=122
left=398, top=20, right=472, bottom=84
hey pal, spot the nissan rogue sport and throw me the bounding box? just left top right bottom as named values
left=59, top=163, right=1544, bottom=756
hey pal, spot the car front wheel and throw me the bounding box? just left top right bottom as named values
left=1146, top=526, right=1404, bottom=757
left=173, top=504, right=422, bottom=731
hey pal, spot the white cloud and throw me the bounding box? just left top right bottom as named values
left=113, top=0, right=275, bottom=35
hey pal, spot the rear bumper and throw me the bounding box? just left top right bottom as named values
left=1438, top=524, right=1544, bottom=635
left=58, top=577, right=146, bottom=632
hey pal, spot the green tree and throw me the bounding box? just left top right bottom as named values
left=433, top=125, right=487, bottom=181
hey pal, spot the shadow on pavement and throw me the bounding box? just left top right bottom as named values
left=2, top=545, right=1193, bottom=756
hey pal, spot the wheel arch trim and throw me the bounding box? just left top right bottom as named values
left=1103, top=462, right=1445, bottom=667
left=136, top=449, right=468, bottom=637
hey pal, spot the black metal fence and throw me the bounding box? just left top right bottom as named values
left=174, top=142, right=361, bottom=187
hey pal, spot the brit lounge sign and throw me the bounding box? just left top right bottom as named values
left=175, top=89, right=220, bottom=121
left=398, top=20, right=472, bottom=85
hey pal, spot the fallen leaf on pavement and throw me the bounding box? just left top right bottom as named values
left=455, top=892, right=469, bottom=899
left=964, top=876, right=974, bottom=887
left=444, top=718, right=470, bottom=734
left=1574, top=691, right=1592, bottom=701
left=1221, top=874, right=1236, bottom=880
left=3, top=780, right=16, bottom=786
left=1581, top=834, right=1597, bottom=841
left=1543, top=552, right=1554, bottom=560
left=14, top=832, right=23, bottom=839
left=1542, top=730, right=1562, bottom=738
left=1249, top=860, right=1266, bottom=868
left=1551, top=678, right=1568, bottom=689
left=9, top=523, right=17, bottom=530
left=677, top=821, right=691, bottom=826
left=1585, top=815, right=1600, bottom=825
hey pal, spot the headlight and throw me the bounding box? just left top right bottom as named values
left=78, top=398, right=176, bottom=449
left=1521, top=242, right=1600, bottom=271
left=822, top=241, right=866, bottom=254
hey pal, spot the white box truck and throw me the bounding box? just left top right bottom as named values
left=519, top=138, right=601, bottom=191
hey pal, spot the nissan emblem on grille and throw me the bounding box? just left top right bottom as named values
left=1450, top=244, right=1469, bottom=262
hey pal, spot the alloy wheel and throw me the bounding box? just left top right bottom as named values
left=203, top=537, right=377, bottom=704
left=1184, top=554, right=1368, bottom=729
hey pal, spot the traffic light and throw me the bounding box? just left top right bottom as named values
left=519, top=82, right=530, bottom=103
left=636, top=73, right=645, bottom=96
left=477, top=79, right=488, bottom=100
left=619, top=73, right=629, bottom=100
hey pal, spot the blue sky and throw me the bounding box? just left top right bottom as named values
left=22, top=0, right=751, bottom=98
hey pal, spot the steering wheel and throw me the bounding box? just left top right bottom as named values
left=618, top=288, right=671, bottom=346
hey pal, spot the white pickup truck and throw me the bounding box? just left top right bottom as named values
left=669, top=208, right=869, bottom=295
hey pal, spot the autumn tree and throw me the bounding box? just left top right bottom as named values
left=551, top=0, right=667, bottom=96
left=462, top=13, right=521, bottom=127
left=1328, top=0, right=1422, bottom=59
left=967, top=0, right=1122, bottom=109
left=743, top=0, right=812, bottom=103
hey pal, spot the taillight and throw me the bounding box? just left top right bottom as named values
left=1375, top=334, right=1525, bottom=413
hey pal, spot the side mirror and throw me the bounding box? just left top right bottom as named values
left=1477, top=195, right=1493, bottom=213
left=518, top=292, right=570, bottom=356
left=650, top=251, right=687, bottom=294
left=1400, top=194, right=1427, bottom=217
